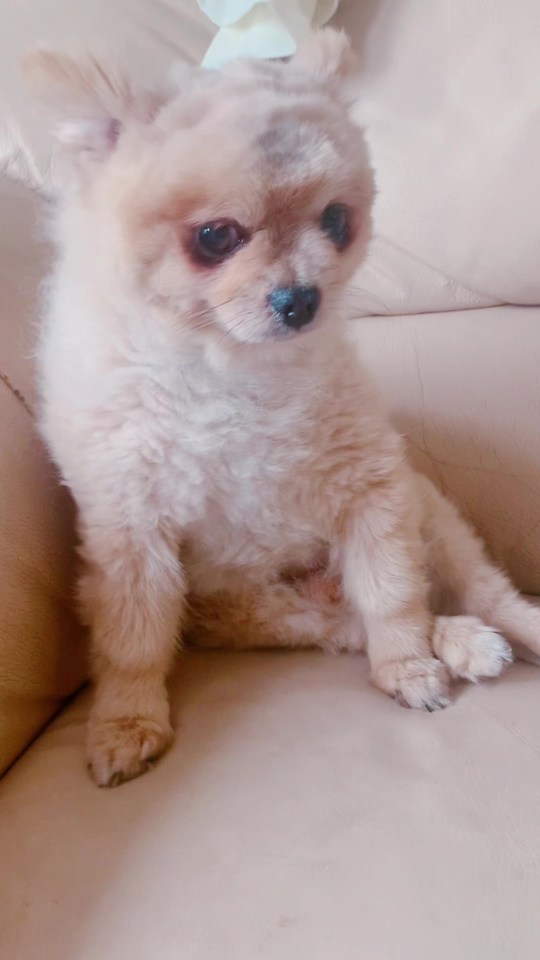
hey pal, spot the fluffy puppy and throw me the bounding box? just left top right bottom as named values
left=27, top=30, right=540, bottom=786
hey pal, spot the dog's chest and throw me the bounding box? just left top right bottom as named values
left=171, top=364, right=316, bottom=505
left=160, top=355, right=331, bottom=572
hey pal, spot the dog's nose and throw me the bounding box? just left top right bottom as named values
left=269, top=285, right=321, bottom=330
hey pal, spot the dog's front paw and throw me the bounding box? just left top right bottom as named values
left=432, top=615, right=513, bottom=682
left=87, top=716, right=174, bottom=787
left=372, top=657, right=452, bottom=711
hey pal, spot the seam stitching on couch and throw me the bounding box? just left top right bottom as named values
left=374, top=233, right=507, bottom=306
left=0, top=368, right=33, bottom=417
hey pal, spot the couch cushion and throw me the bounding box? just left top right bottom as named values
left=2, top=649, right=540, bottom=958
left=0, top=178, right=86, bottom=774
left=335, top=0, right=540, bottom=311
left=355, top=304, right=540, bottom=595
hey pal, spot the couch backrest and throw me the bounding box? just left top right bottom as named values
left=334, top=0, right=540, bottom=314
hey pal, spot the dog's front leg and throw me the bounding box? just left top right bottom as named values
left=80, top=518, right=185, bottom=786
left=340, top=475, right=451, bottom=710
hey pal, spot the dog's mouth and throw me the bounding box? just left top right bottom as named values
left=212, top=315, right=321, bottom=347
left=267, top=317, right=320, bottom=341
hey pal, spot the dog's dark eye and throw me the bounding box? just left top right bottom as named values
left=192, top=220, right=247, bottom=264
left=320, top=203, right=351, bottom=250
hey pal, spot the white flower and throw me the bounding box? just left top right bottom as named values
left=197, top=0, right=339, bottom=67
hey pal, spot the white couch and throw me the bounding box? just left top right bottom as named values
left=2, top=2, right=540, bottom=957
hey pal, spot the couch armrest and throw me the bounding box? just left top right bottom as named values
left=0, top=178, right=86, bottom=774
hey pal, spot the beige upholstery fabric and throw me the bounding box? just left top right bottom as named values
left=2, top=649, right=540, bottom=959
left=334, top=0, right=540, bottom=311
left=0, top=179, right=46, bottom=411
left=0, top=391, right=85, bottom=774
left=355, top=305, right=540, bottom=595
left=0, top=178, right=86, bottom=774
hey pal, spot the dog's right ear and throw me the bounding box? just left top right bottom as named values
left=22, top=47, right=166, bottom=166
left=291, top=29, right=355, bottom=87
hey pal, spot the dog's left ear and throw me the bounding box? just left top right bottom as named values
left=290, top=28, right=356, bottom=95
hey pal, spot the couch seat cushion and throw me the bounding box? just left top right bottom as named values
left=2, top=649, right=540, bottom=959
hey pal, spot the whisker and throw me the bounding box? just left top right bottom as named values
left=189, top=297, right=236, bottom=329
left=215, top=309, right=258, bottom=347
left=326, top=278, right=390, bottom=308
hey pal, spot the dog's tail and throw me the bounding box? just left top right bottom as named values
left=419, top=474, right=540, bottom=663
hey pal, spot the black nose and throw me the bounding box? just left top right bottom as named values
left=269, top=285, right=321, bottom=330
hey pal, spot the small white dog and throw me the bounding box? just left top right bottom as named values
left=28, top=30, right=540, bottom=786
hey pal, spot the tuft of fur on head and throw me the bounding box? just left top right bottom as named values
left=25, top=29, right=374, bottom=348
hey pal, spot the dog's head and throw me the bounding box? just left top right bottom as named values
left=26, top=30, right=373, bottom=346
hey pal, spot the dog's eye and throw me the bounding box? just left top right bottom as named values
left=320, top=203, right=351, bottom=250
left=192, top=220, right=247, bottom=264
